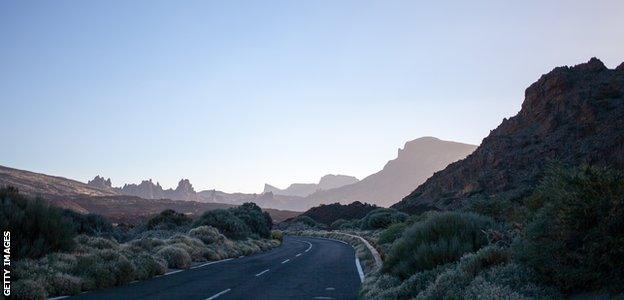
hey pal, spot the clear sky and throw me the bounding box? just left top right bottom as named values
left=1, top=1, right=623, bottom=193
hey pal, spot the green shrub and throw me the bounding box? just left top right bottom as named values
left=188, top=225, right=225, bottom=244
left=46, top=273, right=82, bottom=296
left=192, top=209, right=251, bottom=239
left=146, top=209, right=192, bottom=230
left=127, top=252, right=167, bottom=280
left=165, top=234, right=208, bottom=261
left=359, top=208, right=408, bottom=230
left=330, top=218, right=348, bottom=230
left=293, top=215, right=318, bottom=227
left=12, top=279, right=46, bottom=300
left=73, top=249, right=135, bottom=289
left=232, top=203, right=273, bottom=238
left=0, top=187, right=76, bottom=259
left=156, top=246, right=192, bottom=269
left=270, top=230, right=284, bottom=241
left=515, top=166, right=624, bottom=293
left=377, top=222, right=407, bottom=244
left=383, top=211, right=494, bottom=279
left=75, top=235, right=120, bottom=251
left=62, top=210, right=114, bottom=237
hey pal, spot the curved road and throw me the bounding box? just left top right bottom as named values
left=69, top=236, right=361, bottom=300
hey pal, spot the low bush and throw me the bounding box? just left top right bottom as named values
left=188, top=225, right=225, bottom=244
left=515, top=165, right=624, bottom=293
left=192, top=209, right=251, bottom=239
left=12, top=279, right=46, bottom=300
left=73, top=249, right=135, bottom=289
left=232, top=203, right=273, bottom=238
left=146, top=209, right=192, bottom=230
left=270, top=230, right=284, bottom=241
left=126, top=252, right=167, bottom=280
left=359, top=208, right=408, bottom=230
left=382, top=211, right=494, bottom=279
left=0, top=187, right=76, bottom=260
left=377, top=222, right=407, bottom=245
left=156, top=246, right=192, bottom=269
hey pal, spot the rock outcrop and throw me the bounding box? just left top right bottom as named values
left=393, top=58, right=624, bottom=213
left=264, top=174, right=359, bottom=197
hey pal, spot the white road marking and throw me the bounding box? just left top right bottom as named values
left=205, top=288, right=231, bottom=300
left=239, top=255, right=245, bottom=258
left=325, top=287, right=335, bottom=290
left=48, top=297, right=69, bottom=300
left=191, top=258, right=234, bottom=269
left=255, top=269, right=270, bottom=277
left=164, top=269, right=184, bottom=276
left=355, top=257, right=364, bottom=283
left=281, top=259, right=290, bottom=264
left=295, top=253, right=302, bottom=257
left=313, top=297, right=333, bottom=299
left=303, top=241, right=312, bottom=252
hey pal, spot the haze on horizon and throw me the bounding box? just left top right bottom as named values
left=1, top=0, right=623, bottom=193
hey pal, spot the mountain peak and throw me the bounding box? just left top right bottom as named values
left=87, top=175, right=112, bottom=189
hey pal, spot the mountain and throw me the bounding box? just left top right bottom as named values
left=0, top=165, right=118, bottom=197
left=197, top=189, right=305, bottom=211
left=263, top=174, right=359, bottom=197
left=0, top=165, right=300, bottom=223
left=298, top=201, right=378, bottom=225
left=302, top=137, right=477, bottom=208
left=393, top=58, right=624, bottom=213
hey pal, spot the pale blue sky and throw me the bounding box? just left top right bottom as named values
left=1, top=1, right=623, bottom=193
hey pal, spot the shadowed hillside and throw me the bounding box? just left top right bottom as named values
left=393, top=58, right=624, bottom=213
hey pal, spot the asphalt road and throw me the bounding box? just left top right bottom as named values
left=68, top=236, right=362, bottom=300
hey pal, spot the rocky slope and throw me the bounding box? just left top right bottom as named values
left=0, top=165, right=118, bottom=197
left=303, top=137, right=477, bottom=208
left=393, top=58, right=624, bottom=213
left=263, top=174, right=359, bottom=197
left=299, top=201, right=378, bottom=225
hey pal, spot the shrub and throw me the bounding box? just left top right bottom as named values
left=232, top=203, right=273, bottom=238
left=127, top=237, right=166, bottom=252
left=377, top=222, right=407, bottom=244
left=270, top=230, right=284, bottom=241
left=165, top=234, right=208, bottom=261
left=383, top=211, right=494, bottom=279
left=293, top=215, right=318, bottom=227
left=75, top=235, right=120, bottom=251
left=12, top=279, right=46, bottom=300
left=330, top=218, right=348, bottom=230
left=127, top=252, right=167, bottom=280
left=188, top=226, right=225, bottom=244
left=515, top=165, right=624, bottom=293
left=46, top=273, right=82, bottom=296
left=73, top=249, right=135, bottom=289
left=359, top=208, right=408, bottom=230
left=0, top=187, right=76, bottom=259
left=146, top=209, right=192, bottom=230
left=156, top=246, right=192, bottom=269
left=192, top=209, right=251, bottom=240
left=62, top=210, right=114, bottom=237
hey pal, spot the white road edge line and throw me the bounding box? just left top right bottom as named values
left=355, top=257, right=364, bottom=283
left=255, top=269, right=270, bottom=277
left=205, top=288, right=231, bottom=300
left=165, top=269, right=184, bottom=276
left=191, top=258, right=234, bottom=269
left=295, top=253, right=302, bottom=257
left=281, top=259, right=290, bottom=264
left=303, top=241, right=312, bottom=252
left=48, top=296, right=69, bottom=300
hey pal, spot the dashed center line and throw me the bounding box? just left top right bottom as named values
left=255, top=269, right=270, bottom=277
left=281, top=259, right=290, bottom=264
left=295, top=253, right=302, bottom=257
left=205, top=288, right=231, bottom=300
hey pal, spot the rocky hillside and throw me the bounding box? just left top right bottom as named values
left=264, top=174, right=359, bottom=197
left=303, top=137, right=477, bottom=207
left=0, top=165, right=118, bottom=197
left=393, top=58, right=624, bottom=213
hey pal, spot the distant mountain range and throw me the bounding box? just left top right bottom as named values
left=393, top=58, right=624, bottom=213
left=263, top=174, right=359, bottom=197
left=0, top=165, right=299, bottom=223
left=300, top=137, right=476, bottom=208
